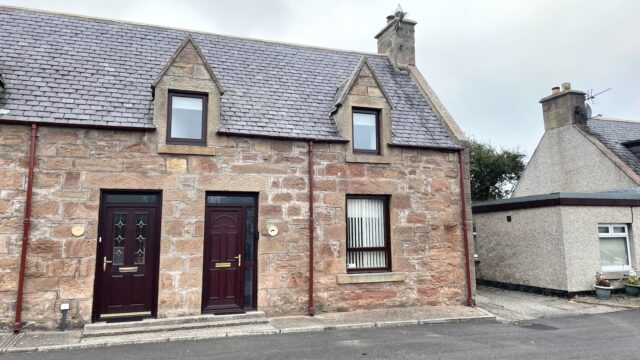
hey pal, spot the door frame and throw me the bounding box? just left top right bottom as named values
left=92, top=189, right=163, bottom=322
left=202, top=192, right=259, bottom=313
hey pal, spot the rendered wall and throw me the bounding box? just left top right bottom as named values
left=514, top=125, right=637, bottom=197
left=474, top=207, right=568, bottom=291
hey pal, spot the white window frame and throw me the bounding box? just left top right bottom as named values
left=598, top=223, right=632, bottom=272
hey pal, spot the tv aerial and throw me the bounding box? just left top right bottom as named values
left=394, top=4, right=408, bottom=31
left=586, top=88, right=612, bottom=104
left=585, top=88, right=611, bottom=119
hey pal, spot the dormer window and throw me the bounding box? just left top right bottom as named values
left=352, top=108, right=380, bottom=154
left=167, top=91, right=207, bottom=146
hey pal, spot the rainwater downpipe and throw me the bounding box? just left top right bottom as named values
left=458, top=149, right=475, bottom=307
left=14, top=123, right=38, bottom=333
left=308, top=140, right=315, bottom=316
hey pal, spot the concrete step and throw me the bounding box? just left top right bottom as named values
left=82, top=311, right=266, bottom=338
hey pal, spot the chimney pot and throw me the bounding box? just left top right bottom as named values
left=562, top=82, right=571, bottom=91
left=552, top=87, right=560, bottom=94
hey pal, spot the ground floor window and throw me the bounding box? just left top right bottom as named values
left=598, top=224, right=632, bottom=271
left=346, top=195, right=390, bottom=272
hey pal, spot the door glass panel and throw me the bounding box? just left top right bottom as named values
left=244, top=207, right=255, bottom=308
left=207, top=195, right=255, bottom=205
left=105, top=194, right=158, bottom=203
left=113, top=214, right=126, bottom=266
left=245, top=208, right=254, bottom=262
left=244, top=267, right=253, bottom=308
left=134, top=214, right=148, bottom=265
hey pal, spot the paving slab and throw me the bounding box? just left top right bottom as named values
left=314, top=305, right=487, bottom=326
left=269, top=315, right=325, bottom=333
left=573, top=292, right=640, bottom=308
left=13, top=331, right=81, bottom=348
left=476, top=285, right=629, bottom=323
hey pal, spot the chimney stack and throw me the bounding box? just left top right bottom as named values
left=540, top=82, right=587, bottom=131
left=375, top=6, right=417, bottom=68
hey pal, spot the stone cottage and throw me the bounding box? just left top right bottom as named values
left=0, top=6, right=473, bottom=330
left=474, top=83, right=640, bottom=294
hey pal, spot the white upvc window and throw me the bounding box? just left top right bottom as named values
left=598, top=224, right=632, bottom=272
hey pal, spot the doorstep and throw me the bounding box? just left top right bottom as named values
left=83, top=311, right=267, bottom=337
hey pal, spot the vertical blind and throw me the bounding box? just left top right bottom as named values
left=346, top=198, right=387, bottom=270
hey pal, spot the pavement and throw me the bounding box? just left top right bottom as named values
left=7, top=309, right=640, bottom=359
left=2, top=285, right=638, bottom=355
left=476, top=285, right=639, bottom=322
left=0, top=306, right=494, bottom=354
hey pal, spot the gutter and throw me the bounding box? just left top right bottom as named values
left=0, top=118, right=156, bottom=132
left=308, top=140, right=315, bottom=316
left=458, top=149, right=474, bottom=307
left=14, top=123, right=38, bottom=333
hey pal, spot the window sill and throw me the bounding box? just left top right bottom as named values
left=602, top=269, right=632, bottom=280
left=336, top=272, right=406, bottom=284
left=345, top=154, right=392, bottom=164
left=158, top=144, right=215, bottom=156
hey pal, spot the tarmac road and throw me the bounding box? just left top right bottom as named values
left=8, top=309, right=640, bottom=360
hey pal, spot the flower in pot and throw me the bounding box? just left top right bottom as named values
left=624, top=270, right=640, bottom=296
left=594, top=271, right=613, bottom=299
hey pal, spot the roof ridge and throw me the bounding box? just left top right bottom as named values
left=590, top=116, right=640, bottom=124
left=0, top=5, right=388, bottom=58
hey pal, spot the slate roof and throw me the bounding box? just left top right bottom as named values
left=586, top=117, right=640, bottom=176
left=0, top=7, right=459, bottom=148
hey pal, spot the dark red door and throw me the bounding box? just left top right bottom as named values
left=97, top=205, right=159, bottom=319
left=202, top=207, right=245, bottom=313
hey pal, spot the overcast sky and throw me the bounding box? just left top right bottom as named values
left=2, top=0, right=638, bottom=157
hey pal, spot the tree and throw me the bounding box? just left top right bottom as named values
left=469, top=139, right=526, bottom=201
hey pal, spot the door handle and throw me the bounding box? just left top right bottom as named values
left=103, top=256, right=112, bottom=271
left=234, top=254, right=242, bottom=267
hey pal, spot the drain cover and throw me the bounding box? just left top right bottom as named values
left=516, top=323, right=558, bottom=331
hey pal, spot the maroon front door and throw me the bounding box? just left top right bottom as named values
left=94, top=192, right=161, bottom=321
left=202, top=207, right=246, bottom=313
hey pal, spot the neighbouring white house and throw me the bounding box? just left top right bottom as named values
left=473, top=83, right=640, bottom=294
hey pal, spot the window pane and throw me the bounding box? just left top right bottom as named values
left=353, top=112, right=377, bottom=151
left=598, top=226, right=609, bottom=234
left=171, top=96, right=203, bottom=140
left=347, top=250, right=386, bottom=269
left=600, top=237, right=629, bottom=267
left=346, top=198, right=387, bottom=270
left=613, top=226, right=626, bottom=234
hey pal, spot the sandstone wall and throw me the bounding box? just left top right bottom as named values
left=0, top=123, right=467, bottom=329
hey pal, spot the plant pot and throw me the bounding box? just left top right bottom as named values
left=625, top=284, right=640, bottom=296
left=594, top=285, right=613, bottom=299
